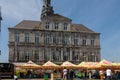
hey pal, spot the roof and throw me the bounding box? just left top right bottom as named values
left=10, top=20, right=97, bottom=33
left=72, top=24, right=95, bottom=33
left=13, top=20, right=41, bottom=29
left=49, top=14, right=72, bottom=22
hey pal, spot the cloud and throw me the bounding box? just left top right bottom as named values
left=0, top=0, right=42, bottom=21
left=0, top=0, right=43, bottom=62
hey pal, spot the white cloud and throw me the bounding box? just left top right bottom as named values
left=0, top=0, right=42, bottom=21
left=0, top=0, right=43, bottom=61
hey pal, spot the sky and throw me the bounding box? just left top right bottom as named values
left=0, top=0, right=120, bottom=62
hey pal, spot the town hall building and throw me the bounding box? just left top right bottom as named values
left=8, top=0, right=100, bottom=64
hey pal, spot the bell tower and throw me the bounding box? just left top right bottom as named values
left=41, top=0, right=54, bottom=20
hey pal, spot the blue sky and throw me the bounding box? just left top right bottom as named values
left=0, top=0, right=120, bottom=62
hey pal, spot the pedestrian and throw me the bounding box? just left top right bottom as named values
left=62, top=67, right=67, bottom=80
left=27, top=69, right=32, bottom=78
left=14, top=75, right=18, bottom=80
left=88, top=71, right=92, bottom=79
left=106, top=68, right=112, bottom=80
left=67, top=69, right=70, bottom=80
left=70, top=69, right=75, bottom=80
left=99, top=70, right=105, bottom=80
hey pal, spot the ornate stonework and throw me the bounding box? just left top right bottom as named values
left=41, top=0, right=54, bottom=20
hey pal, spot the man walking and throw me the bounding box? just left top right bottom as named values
left=106, top=68, right=112, bottom=80
left=62, top=67, right=67, bottom=80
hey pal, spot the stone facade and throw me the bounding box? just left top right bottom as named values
left=8, top=0, right=100, bottom=64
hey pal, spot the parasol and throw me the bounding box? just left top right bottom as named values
left=18, top=60, right=41, bottom=69
left=61, top=61, right=76, bottom=69
left=42, top=61, right=60, bottom=69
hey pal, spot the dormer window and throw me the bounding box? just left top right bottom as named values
left=45, top=22, right=50, bottom=29
left=54, top=23, right=59, bottom=29
left=63, top=23, right=68, bottom=30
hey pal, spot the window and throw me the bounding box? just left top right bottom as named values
left=25, top=51, right=29, bottom=60
left=54, top=23, right=59, bottom=29
left=91, top=37, right=95, bottom=46
left=63, top=23, right=68, bottom=30
left=82, top=36, right=86, bottom=46
left=63, top=48, right=69, bottom=60
left=35, top=34, right=39, bottom=43
left=72, top=51, right=78, bottom=60
left=53, top=51, right=60, bottom=60
left=25, top=33, right=29, bottom=43
left=83, top=52, right=87, bottom=61
left=44, top=51, right=50, bottom=60
left=63, top=36, right=68, bottom=45
left=63, top=52, right=69, bottom=61
left=15, top=33, right=19, bottom=42
left=45, top=22, right=50, bottom=29
left=45, top=35, right=50, bottom=44
left=53, top=36, right=59, bottom=44
left=34, top=50, right=39, bottom=61
left=88, top=52, right=95, bottom=62
left=74, top=38, right=78, bottom=45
